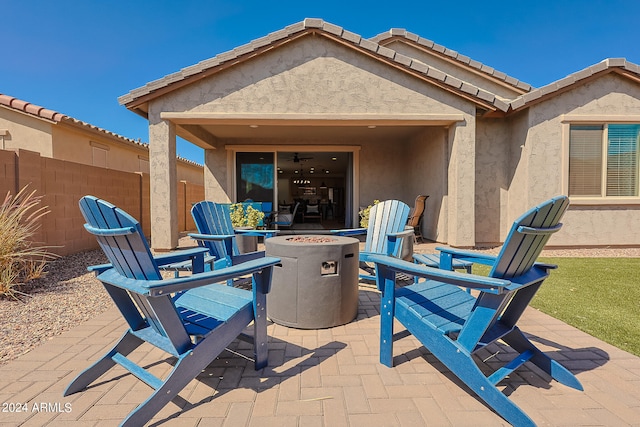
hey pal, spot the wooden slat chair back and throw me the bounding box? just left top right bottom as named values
left=334, top=200, right=413, bottom=281
left=190, top=201, right=279, bottom=286
left=371, top=196, right=582, bottom=427
left=191, top=201, right=240, bottom=262
left=365, top=200, right=411, bottom=258
left=490, top=196, right=567, bottom=279
left=65, top=196, right=280, bottom=427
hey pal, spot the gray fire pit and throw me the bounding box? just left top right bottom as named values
left=265, top=235, right=359, bottom=329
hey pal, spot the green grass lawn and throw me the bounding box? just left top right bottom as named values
left=530, top=258, right=640, bottom=357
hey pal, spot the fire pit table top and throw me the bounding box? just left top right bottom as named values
left=269, top=234, right=357, bottom=246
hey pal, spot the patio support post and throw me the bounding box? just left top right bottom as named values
left=447, top=116, right=475, bottom=247
left=148, top=118, right=179, bottom=251
left=204, top=148, right=230, bottom=202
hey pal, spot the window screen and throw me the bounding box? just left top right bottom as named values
left=606, top=124, right=640, bottom=196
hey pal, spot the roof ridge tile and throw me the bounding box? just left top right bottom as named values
left=444, top=75, right=463, bottom=89
left=372, top=30, right=532, bottom=92
left=606, top=58, right=627, bottom=67
left=357, top=38, right=379, bottom=53
left=625, top=60, right=640, bottom=74
left=408, top=60, right=429, bottom=74
left=303, top=18, right=324, bottom=28
left=509, top=57, right=640, bottom=112
left=394, top=52, right=413, bottom=67
left=377, top=44, right=396, bottom=60
left=416, top=36, right=435, bottom=49
left=322, top=22, right=344, bottom=37
left=341, top=29, right=361, bottom=44
left=425, top=67, right=447, bottom=81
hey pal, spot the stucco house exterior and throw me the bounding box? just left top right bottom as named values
left=0, top=93, right=204, bottom=183
left=118, top=18, right=640, bottom=251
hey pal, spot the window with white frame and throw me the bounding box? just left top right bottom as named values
left=569, top=124, right=640, bottom=197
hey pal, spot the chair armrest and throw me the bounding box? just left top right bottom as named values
left=152, top=247, right=209, bottom=267
left=436, top=246, right=497, bottom=266
left=331, top=228, right=367, bottom=236
left=188, top=232, right=235, bottom=242
left=231, top=251, right=266, bottom=265
left=235, top=229, right=280, bottom=238
left=385, top=228, right=414, bottom=256
left=87, top=263, right=112, bottom=274
left=387, top=229, right=414, bottom=239
left=88, top=247, right=210, bottom=275
left=367, top=254, right=511, bottom=294
left=96, top=256, right=282, bottom=297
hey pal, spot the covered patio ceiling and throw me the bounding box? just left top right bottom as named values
left=196, top=123, right=430, bottom=140
left=160, top=112, right=465, bottom=149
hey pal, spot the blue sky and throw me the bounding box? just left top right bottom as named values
left=3, top=0, right=639, bottom=164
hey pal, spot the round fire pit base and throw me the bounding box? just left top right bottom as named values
left=265, top=235, right=359, bottom=329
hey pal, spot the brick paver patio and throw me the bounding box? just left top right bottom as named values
left=2, top=245, right=640, bottom=426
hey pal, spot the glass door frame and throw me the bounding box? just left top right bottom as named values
left=226, top=145, right=360, bottom=227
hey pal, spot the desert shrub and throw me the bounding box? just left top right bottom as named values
left=359, top=200, right=381, bottom=228
left=0, top=186, right=57, bottom=299
left=230, top=203, right=264, bottom=229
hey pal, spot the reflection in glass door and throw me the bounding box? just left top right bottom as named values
left=236, top=152, right=275, bottom=204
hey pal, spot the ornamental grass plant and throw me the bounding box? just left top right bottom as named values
left=0, top=186, right=58, bottom=300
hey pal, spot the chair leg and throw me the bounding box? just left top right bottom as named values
left=122, top=316, right=259, bottom=426
left=252, top=281, right=269, bottom=369
left=379, top=273, right=396, bottom=368
left=502, top=327, right=583, bottom=391
left=119, top=352, right=209, bottom=427
left=64, top=331, right=144, bottom=396
left=408, top=326, right=537, bottom=427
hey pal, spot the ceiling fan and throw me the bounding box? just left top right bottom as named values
left=290, top=152, right=314, bottom=163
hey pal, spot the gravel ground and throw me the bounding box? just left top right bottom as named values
left=0, top=249, right=111, bottom=365
left=2, top=243, right=640, bottom=366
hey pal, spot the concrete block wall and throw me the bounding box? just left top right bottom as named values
left=0, top=150, right=18, bottom=200
left=183, top=180, right=205, bottom=231
left=1, top=149, right=204, bottom=256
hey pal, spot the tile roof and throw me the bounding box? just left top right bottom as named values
left=0, top=94, right=66, bottom=122
left=370, top=29, right=533, bottom=93
left=119, top=18, right=510, bottom=112
left=509, top=58, right=640, bottom=111
left=0, top=92, right=202, bottom=167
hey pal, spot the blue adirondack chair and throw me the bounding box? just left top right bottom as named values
left=333, top=200, right=413, bottom=281
left=64, top=196, right=280, bottom=427
left=369, top=196, right=582, bottom=427
left=189, top=201, right=279, bottom=274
